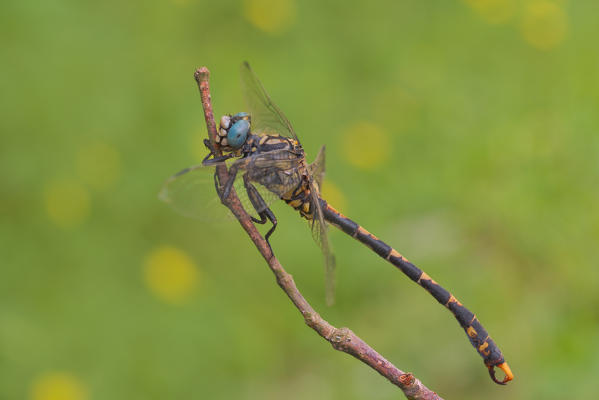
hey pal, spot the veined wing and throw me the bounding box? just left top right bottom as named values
left=308, top=181, right=336, bottom=306
left=308, top=145, right=326, bottom=192
left=159, top=162, right=229, bottom=220
left=159, top=150, right=302, bottom=219
left=305, top=145, right=335, bottom=303
left=240, top=62, right=300, bottom=143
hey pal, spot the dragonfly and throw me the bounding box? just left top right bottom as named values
left=160, top=62, right=513, bottom=385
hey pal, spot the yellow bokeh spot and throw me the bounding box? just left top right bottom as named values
left=144, top=246, right=199, bottom=305
left=76, top=142, right=121, bottom=192
left=463, top=0, right=516, bottom=24
left=520, top=0, right=567, bottom=50
left=44, top=179, right=91, bottom=229
left=342, top=122, right=390, bottom=171
left=243, top=0, right=297, bottom=35
left=30, top=372, right=88, bottom=400
left=320, top=181, right=347, bottom=214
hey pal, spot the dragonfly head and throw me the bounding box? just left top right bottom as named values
left=217, top=112, right=251, bottom=151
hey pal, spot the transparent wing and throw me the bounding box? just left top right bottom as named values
left=307, top=146, right=333, bottom=303
left=307, top=183, right=336, bottom=306
left=240, top=62, right=300, bottom=143
left=158, top=163, right=233, bottom=220
left=308, top=145, right=326, bottom=191
left=159, top=150, right=303, bottom=220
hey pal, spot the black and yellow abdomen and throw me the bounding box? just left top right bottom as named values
left=319, top=198, right=513, bottom=384
left=282, top=180, right=314, bottom=220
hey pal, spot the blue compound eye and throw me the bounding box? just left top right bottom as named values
left=232, top=112, right=250, bottom=119
left=227, top=119, right=250, bottom=148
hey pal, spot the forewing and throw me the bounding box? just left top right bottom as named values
left=240, top=62, right=300, bottom=143
left=307, top=182, right=336, bottom=306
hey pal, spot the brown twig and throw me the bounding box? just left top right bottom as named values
left=193, top=66, right=443, bottom=400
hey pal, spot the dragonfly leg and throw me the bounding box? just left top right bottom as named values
left=250, top=209, right=277, bottom=243
left=212, top=171, right=224, bottom=198
left=201, top=139, right=230, bottom=160
left=203, top=138, right=216, bottom=154
left=202, top=152, right=233, bottom=166
left=220, top=166, right=239, bottom=201
left=202, top=139, right=235, bottom=166
left=251, top=214, right=268, bottom=224
left=262, top=208, right=277, bottom=245
left=243, top=173, right=278, bottom=249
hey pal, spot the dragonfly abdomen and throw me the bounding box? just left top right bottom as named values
left=319, top=198, right=513, bottom=384
left=281, top=181, right=314, bottom=220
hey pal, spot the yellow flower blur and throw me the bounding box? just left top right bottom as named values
left=320, top=180, right=348, bottom=214
left=30, top=372, right=88, bottom=400
left=144, top=245, right=199, bottom=305
left=463, top=0, right=516, bottom=25
left=243, top=0, right=297, bottom=35
left=342, top=121, right=390, bottom=171
left=520, top=1, right=567, bottom=50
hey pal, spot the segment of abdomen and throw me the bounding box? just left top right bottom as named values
left=282, top=184, right=314, bottom=220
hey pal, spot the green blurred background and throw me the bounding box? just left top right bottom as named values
left=2, top=0, right=598, bottom=399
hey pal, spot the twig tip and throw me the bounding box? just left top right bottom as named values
left=194, top=66, right=210, bottom=83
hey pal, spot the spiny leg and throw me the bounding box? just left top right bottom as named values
left=250, top=209, right=278, bottom=244
left=202, top=152, right=233, bottom=166
left=261, top=208, right=277, bottom=244
left=243, top=173, right=278, bottom=249
left=201, top=139, right=232, bottom=163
